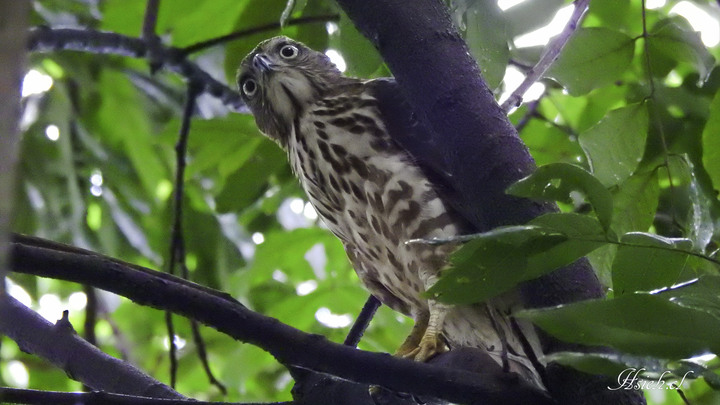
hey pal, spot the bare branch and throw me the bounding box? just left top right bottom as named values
left=9, top=235, right=551, bottom=405
left=27, top=27, right=246, bottom=111
left=141, top=0, right=163, bottom=72
left=142, top=0, right=161, bottom=40
left=181, top=14, right=340, bottom=55
left=344, top=295, right=381, bottom=347
left=500, top=0, right=590, bottom=112
left=0, top=294, right=183, bottom=399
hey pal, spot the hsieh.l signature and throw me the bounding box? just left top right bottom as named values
left=608, top=367, right=694, bottom=390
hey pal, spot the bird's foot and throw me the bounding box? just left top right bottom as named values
left=402, top=331, right=448, bottom=362
left=395, top=305, right=448, bottom=362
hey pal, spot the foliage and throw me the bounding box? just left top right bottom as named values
left=5, top=0, right=720, bottom=404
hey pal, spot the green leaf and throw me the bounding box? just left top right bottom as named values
left=94, top=70, right=168, bottom=198
left=647, top=17, right=716, bottom=84
left=612, top=233, right=696, bottom=295
left=688, top=164, right=714, bottom=250
left=527, top=213, right=610, bottom=278
left=519, top=293, right=720, bottom=359
left=331, top=13, right=383, bottom=77
left=429, top=213, right=608, bottom=304
left=463, top=0, right=509, bottom=90
left=214, top=138, right=288, bottom=213
left=508, top=163, right=614, bottom=231
left=249, top=228, right=343, bottom=287
left=545, top=351, right=666, bottom=378
left=428, top=239, right=529, bottom=304
left=579, top=103, right=649, bottom=188
left=547, top=27, right=635, bottom=95
left=702, top=90, right=720, bottom=199
left=610, top=170, right=659, bottom=235
left=504, top=0, right=564, bottom=37
left=658, top=275, right=720, bottom=321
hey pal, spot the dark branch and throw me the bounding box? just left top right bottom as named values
left=181, top=14, right=340, bottom=55
left=0, top=387, right=292, bottom=405
left=0, top=293, right=183, bottom=399
left=9, top=235, right=551, bottom=405
left=344, top=295, right=381, bottom=347
left=141, top=0, right=163, bottom=72
left=514, top=98, right=542, bottom=134
left=27, top=27, right=246, bottom=112
left=142, top=0, right=161, bottom=40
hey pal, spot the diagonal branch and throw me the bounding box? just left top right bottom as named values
left=500, top=0, right=590, bottom=112
left=8, top=234, right=551, bottom=405
left=27, top=27, right=246, bottom=112
left=0, top=294, right=184, bottom=399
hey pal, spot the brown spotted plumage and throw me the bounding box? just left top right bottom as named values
left=237, top=36, right=546, bottom=389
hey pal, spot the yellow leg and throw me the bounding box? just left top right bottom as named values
left=396, top=302, right=448, bottom=362
left=395, top=311, right=428, bottom=357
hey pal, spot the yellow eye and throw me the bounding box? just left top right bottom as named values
left=280, top=44, right=299, bottom=59
left=242, top=78, right=257, bottom=97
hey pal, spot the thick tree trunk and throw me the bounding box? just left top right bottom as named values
left=333, top=1, right=645, bottom=403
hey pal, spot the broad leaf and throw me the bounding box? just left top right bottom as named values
left=429, top=213, right=608, bottom=304
left=659, top=275, right=720, bottom=321
left=579, top=104, right=649, bottom=188
left=520, top=293, right=720, bottom=359
left=545, top=351, right=667, bottom=379
left=462, top=0, right=509, bottom=90
left=702, top=91, right=720, bottom=199
left=331, top=13, right=383, bottom=77
left=647, top=17, right=716, bottom=84
left=527, top=213, right=610, bottom=278
left=612, top=233, right=696, bottom=295
left=508, top=163, right=614, bottom=231
left=610, top=170, right=659, bottom=235
left=547, top=27, right=635, bottom=95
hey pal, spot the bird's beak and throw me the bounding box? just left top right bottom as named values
left=253, top=53, right=274, bottom=73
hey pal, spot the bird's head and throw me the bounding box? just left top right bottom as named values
left=237, top=36, right=345, bottom=143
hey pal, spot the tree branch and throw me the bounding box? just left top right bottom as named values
left=343, top=295, right=380, bottom=347
left=500, top=0, right=590, bottom=112
left=181, top=14, right=339, bottom=55
left=8, top=234, right=551, bottom=405
left=0, top=293, right=183, bottom=399
left=0, top=387, right=291, bottom=405
left=26, top=27, right=245, bottom=111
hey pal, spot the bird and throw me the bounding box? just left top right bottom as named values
left=237, top=36, right=546, bottom=390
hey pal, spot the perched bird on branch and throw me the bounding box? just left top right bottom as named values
left=237, top=36, right=546, bottom=390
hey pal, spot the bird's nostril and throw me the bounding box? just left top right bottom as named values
left=253, top=53, right=273, bottom=72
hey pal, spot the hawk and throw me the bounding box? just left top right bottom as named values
left=237, top=36, right=545, bottom=389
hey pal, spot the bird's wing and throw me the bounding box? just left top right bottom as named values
left=366, top=78, right=483, bottom=232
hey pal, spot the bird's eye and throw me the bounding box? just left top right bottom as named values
left=279, top=44, right=299, bottom=59
left=242, top=78, right=257, bottom=97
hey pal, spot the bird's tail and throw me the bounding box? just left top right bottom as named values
left=443, top=297, right=547, bottom=390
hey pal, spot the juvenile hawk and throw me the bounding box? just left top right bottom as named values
left=237, top=36, right=545, bottom=389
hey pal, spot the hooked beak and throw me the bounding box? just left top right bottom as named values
left=253, top=53, right=274, bottom=73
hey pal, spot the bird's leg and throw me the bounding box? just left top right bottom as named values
left=404, top=299, right=449, bottom=362
left=394, top=311, right=428, bottom=357
left=395, top=266, right=450, bottom=362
